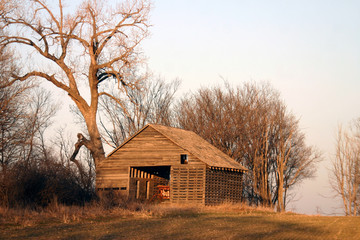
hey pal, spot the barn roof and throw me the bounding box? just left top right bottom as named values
left=107, top=124, right=247, bottom=171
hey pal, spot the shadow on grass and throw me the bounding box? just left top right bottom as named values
left=65, top=215, right=332, bottom=240
left=2, top=213, right=357, bottom=240
left=135, top=215, right=332, bottom=240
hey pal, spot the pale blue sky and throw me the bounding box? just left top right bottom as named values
left=142, top=0, right=360, bottom=215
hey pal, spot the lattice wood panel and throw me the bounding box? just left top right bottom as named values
left=171, top=166, right=206, bottom=204
left=205, top=167, right=243, bottom=205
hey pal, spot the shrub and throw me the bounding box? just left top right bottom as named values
left=0, top=158, right=95, bottom=208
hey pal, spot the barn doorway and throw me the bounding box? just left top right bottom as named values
left=129, top=166, right=170, bottom=201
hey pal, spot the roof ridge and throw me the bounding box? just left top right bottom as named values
left=150, top=124, right=247, bottom=171
left=148, top=123, right=194, bottom=133
left=106, top=124, right=247, bottom=171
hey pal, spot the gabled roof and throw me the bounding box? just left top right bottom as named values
left=107, top=124, right=247, bottom=172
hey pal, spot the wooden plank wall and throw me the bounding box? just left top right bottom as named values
left=105, top=126, right=203, bottom=166
left=96, top=166, right=129, bottom=194
left=171, top=165, right=206, bottom=204
left=97, top=126, right=204, bottom=199
left=205, top=168, right=243, bottom=205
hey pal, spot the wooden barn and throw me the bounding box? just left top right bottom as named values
left=96, top=124, right=247, bottom=205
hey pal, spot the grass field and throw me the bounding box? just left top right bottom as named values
left=1, top=203, right=359, bottom=240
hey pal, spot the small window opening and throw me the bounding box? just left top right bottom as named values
left=181, top=154, right=188, bottom=164
left=120, top=187, right=127, bottom=190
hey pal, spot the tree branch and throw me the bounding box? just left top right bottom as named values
left=99, top=91, right=132, bottom=120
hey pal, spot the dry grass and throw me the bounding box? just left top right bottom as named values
left=0, top=201, right=147, bottom=227
left=1, top=202, right=359, bottom=240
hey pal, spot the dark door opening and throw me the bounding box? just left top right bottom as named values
left=129, top=166, right=170, bottom=201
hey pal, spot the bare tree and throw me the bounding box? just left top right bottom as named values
left=0, top=87, right=56, bottom=167
left=175, top=83, right=276, bottom=206
left=331, top=119, right=360, bottom=216
left=0, top=85, right=57, bottom=206
left=269, top=104, right=320, bottom=212
left=0, top=0, right=151, bottom=169
left=0, top=45, right=35, bottom=174
left=99, top=76, right=180, bottom=148
left=175, top=82, right=320, bottom=211
left=23, top=90, right=57, bottom=161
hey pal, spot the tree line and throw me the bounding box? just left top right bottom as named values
left=331, top=119, right=360, bottom=215
left=0, top=47, right=94, bottom=207
left=2, top=0, right=355, bottom=214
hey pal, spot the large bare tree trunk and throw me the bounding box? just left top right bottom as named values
left=0, top=0, right=151, bottom=171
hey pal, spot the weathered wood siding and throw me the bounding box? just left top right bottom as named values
left=97, top=125, right=245, bottom=205
left=96, top=166, right=129, bottom=196
left=205, top=168, right=243, bottom=205
left=171, top=165, right=206, bottom=204
left=97, top=126, right=205, bottom=200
